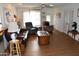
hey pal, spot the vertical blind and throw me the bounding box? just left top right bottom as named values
left=23, top=10, right=40, bottom=27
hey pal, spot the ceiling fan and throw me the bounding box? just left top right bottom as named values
left=40, top=3, right=54, bottom=8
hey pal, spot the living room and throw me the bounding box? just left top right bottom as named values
left=0, top=3, right=79, bottom=56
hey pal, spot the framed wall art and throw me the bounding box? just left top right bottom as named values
left=77, top=8, right=79, bottom=17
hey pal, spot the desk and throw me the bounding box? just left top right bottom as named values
left=37, top=31, right=50, bottom=45
left=68, top=30, right=79, bottom=40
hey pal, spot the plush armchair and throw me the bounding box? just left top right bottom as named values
left=42, top=21, right=53, bottom=33
left=43, top=21, right=50, bottom=26
left=25, top=22, right=38, bottom=35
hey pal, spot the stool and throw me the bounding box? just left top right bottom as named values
left=9, top=40, right=21, bottom=56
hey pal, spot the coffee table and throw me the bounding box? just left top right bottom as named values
left=37, top=31, right=50, bottom=45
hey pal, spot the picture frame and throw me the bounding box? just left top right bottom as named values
left=58, top=12, right=61, bottom=18
left=56, top=12, right=61, bottom=18
left=77, top=8, right=79, bottom=17
left=5, top=11, right=12, bottom=17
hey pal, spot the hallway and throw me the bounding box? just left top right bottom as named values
left=24, top=30, right=79, bottom=56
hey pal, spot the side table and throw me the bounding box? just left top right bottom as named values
left=68, top=30, right=79, bottom=40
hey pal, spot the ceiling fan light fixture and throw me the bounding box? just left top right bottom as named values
left=49, top=4, right=54, bottom=7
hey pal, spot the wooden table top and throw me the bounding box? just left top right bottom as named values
left=68, top=30, right=79, bottom=35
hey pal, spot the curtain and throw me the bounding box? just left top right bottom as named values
left=23, top=10, right=40, bottom=27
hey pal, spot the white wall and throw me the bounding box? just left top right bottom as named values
left=53, top=4, right=73, bottom=32
left=0, top=4, right=4, bottom=26
left=52, top=3, right=79, bottom=41
left=16, top=7, right=53, bottom=28
left=52, top=7, right=65, bottom=32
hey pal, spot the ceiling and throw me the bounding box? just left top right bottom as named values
left=12, top=3, right=71, bottom=8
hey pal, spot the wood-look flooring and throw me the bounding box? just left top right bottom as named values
left=24, top=30, right=79, bottom=56
left=5, top=30, right=79, bottom=56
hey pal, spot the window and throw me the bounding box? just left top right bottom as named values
left=0, top=17, right=2, bottom=28
left=23, top=10, right=40, bottom=27
left=0, top=24, right=2, bottom=28
left=46, top=15, right=51, bottom=22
